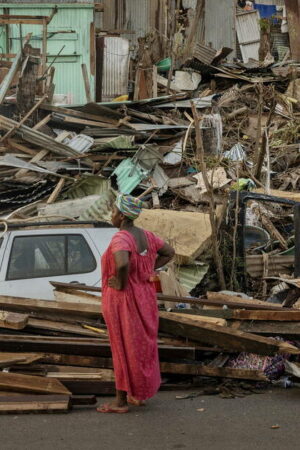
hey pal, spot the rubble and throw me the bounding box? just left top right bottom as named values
left=0, top=0, right=300, bottom=412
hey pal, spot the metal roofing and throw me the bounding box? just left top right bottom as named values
left=205, top=0, right=236, bottom=61
left=178, top=263, right=209, bottom=293
left=101, top=36, right=130, bottom=101
left=236, top=10, right=261, bottom=63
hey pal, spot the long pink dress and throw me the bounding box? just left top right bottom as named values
left=101, top=229, right=164, bottom=401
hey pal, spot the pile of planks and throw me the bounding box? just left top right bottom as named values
left=0, top=283, right=299, bottom=413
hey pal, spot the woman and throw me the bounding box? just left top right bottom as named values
left=97, top=194, right=175, bottom=413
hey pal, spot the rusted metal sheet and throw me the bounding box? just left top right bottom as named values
left=236, top=10, right=261, bottom=63
left=285, top=0, right=300, bottom=62
left=205, top=0, right=236, bottom=61
left=246, top=254, right=294, bottom=278
left=192, top=43, right=217, bottom=65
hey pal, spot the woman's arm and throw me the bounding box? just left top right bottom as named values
left=108, top=250, right=130, bottom=290
left=155, top=243, right=175, bottom=270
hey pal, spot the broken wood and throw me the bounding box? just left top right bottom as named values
left=0, top=372, right=71, bottom=395
left=81, top=63, right=92, bottom=103
left=0, top=311, right=28, bottom=330
left=0, top=394, right=70, bottom=413
left=160, top=363, right=267, bottom=381
left=159, top=311, right=299, bottom=356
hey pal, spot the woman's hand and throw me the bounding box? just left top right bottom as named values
left=108, top=276, right=122, bottom=290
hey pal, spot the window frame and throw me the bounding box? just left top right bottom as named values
left=6, top=233, right=97, bottom=281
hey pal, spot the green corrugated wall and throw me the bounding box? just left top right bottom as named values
left=0, top=3, right=95, bottom=104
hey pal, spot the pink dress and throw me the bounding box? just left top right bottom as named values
left=101, top=229, right=164, bottom=401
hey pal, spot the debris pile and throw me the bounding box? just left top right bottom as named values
left=0, top=283, right=299, bottom=412
left=0, top=1, right=300, bottom=412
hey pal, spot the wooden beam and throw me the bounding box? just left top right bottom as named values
left=0, top=372, right=71, bottom=395
left=46, top=178, right=65, bottom=204
left=0, top=33, right=31, bottom=104
left=0, top=295, right=101, bottom=319
left=0, top=311, right=28, bottom=330
left=39, top=103, right=119, bottom=126
left=159, top=311, right=300, bottom=356
left=160, top=363, right=267, bottom=381
left=81, top=63, right=92, bottom=103
left=232, top=310, right=300, bottom=321
left=1, top=94, right=48, bottom=142
left=0, top=353, right=43, bottom=366
left=0, top=394, right=70, bottom=413
left=51, top=281, right=288, bottom=311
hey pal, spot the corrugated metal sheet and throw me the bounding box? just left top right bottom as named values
left=1, top=3, right=94, bottom=104
left=178, top=264, right=209, bottom=293
left=272, top=31, right=290, bottom=60
left=205, top=0, right=236, bottom=60
left=182, top=0, right=197, bottom=8
left=236, top=10, right=261, bottom=62
left=102, top=36, right=129, bottom=101
left=192, top=43, right=217, bottom=64
left=255, top=0, right=284, bottom=5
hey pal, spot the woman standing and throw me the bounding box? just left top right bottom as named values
left=97, top=194, right=175, bottom=413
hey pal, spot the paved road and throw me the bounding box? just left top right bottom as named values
left=1, top=388, right=300, bottom=450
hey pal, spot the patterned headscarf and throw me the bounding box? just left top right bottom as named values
left=115, top=194, right=144, bottom=220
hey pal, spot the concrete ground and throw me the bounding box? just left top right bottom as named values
left=1, top=388, right=300, bottom=450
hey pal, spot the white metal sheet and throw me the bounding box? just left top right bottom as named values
left=236, top=10, right=261, bottom=62
left=102, top=37, right=130, bottom=101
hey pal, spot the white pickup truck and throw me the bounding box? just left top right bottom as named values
left=0, top=221, right=117, bottom=300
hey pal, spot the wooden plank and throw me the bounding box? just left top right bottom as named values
left=81, top=63, right=92, bottom=103
left=53, top=114, right=114, bottom=128
left=207, top=291, right=271, bottom=307
left=160, top=363, right=267, bottom=381
left=6, top=139, right=36, bottom=156
left=39, top=103, right=119, bottom=126
left=0, top=353, right=43, bottom=366
left=0, top=34, right=31, bottom=104
left=32, top=113, right=52, bottom=130
left=46, top=178, right=65, bottom=204
left=0, top=311, right=28, bottom=330
left=0, top=394, right=70, bottom=413
left=27, top=318, right=102, bottom=337
left=232, top=310, right=300, bottom=321
left=0, top=372, right=71, bottom=395
left=238, top=321, right=300, bottom=335
left=90, top=22, right=96, bottom=76
left=0, top=295, right=100, bottom=318
left=173, top=312, right=227, bottom=327
left=38, top=353, right=113, bottom=368
left=159, top=311, right=300, bottom=356
left=51, top=281, right=289, bottom=310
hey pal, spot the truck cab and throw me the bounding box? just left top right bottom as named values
left=0, top=221, right=117, bottom=300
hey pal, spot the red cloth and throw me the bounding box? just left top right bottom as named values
left=101, top=229, right=164, bottom=401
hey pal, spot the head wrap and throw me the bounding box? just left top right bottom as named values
left=115, top=194, right=144, bottom=220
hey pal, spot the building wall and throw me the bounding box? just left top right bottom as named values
left=0, top=2, right=95, bottom=104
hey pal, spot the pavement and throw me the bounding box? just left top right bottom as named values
left=1, top=388, right=300, bottom=450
